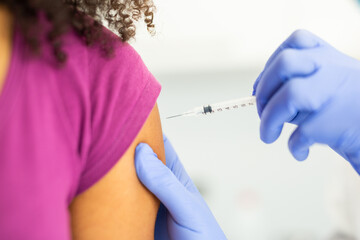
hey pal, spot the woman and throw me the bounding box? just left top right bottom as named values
left=0, top=1, right=165, bottom=239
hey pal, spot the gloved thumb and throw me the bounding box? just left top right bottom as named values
left=135, top=143, right=194, bottom=222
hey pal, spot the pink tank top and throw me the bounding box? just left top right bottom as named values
left=0, top=23, right=161, bottom=239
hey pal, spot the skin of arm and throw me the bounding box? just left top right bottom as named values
left=0, top=6, right=13, bottom=91
left=69, top=103, right=165, bottom=240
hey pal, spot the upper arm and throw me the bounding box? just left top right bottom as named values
left=69, top=103, right=165, bottom=240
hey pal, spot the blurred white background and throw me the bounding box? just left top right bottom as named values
left=134, top=0, right=360, bottom=74
left=131, top=0, right=360, bottom=239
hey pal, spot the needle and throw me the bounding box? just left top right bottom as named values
left=166, top=111, right=197, bottom=119
left=166, top=96, right=256, bottom=120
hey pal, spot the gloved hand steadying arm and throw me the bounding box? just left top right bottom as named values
left=253, top=29, right=360, bottom=173
left=135, top=135, right=227, bottom=240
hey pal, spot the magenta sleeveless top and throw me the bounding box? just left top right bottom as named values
left=0, top=23, right=161, bottom=239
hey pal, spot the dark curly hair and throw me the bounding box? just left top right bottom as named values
left=0, top=0, right=156, bottom=63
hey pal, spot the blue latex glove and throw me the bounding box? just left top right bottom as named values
left=135, top=135, right=227, bottom=240
left=253, top=29, right=360, bottom=173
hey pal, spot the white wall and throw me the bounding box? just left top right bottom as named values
left=133, top=0, right=360, bottom=75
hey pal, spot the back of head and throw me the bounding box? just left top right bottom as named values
left=0, top=0, right=156, bottom=63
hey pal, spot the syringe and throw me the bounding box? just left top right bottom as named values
left=167, top=96, right=256, bottom=119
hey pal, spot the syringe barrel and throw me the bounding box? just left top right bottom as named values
left=208, top=96, right=256, bottom=113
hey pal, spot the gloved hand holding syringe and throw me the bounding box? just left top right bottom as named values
left=167, top=96, right=256, bottom=119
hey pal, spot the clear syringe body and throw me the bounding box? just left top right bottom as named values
left=167, top=96, right=256, bottom=119
left=204, top=96, right=256, bottom=115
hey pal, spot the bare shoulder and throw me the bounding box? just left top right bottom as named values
left=69, top=103, right=165, bottom=240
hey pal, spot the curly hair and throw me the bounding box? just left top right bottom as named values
left=0, top=0, right=156, bottom=63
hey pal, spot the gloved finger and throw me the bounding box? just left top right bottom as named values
left=265, top=30, right=322, bottom=69
left=287, top=91, right=360, bottom=165
left=260, top=63, right=345, bottom=144
left=288, top=126, right=314, bottom=161
left=253, top=30, right=322, bottom=96
left=256, top=49, right=318, bottom=117
left=260, top=77, right=319, bottom=143
left=135, top=143, right=195, bottom=222
left=287, top=102, right=344, bottom=161
left=163, top=134, right=199, bottom=193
